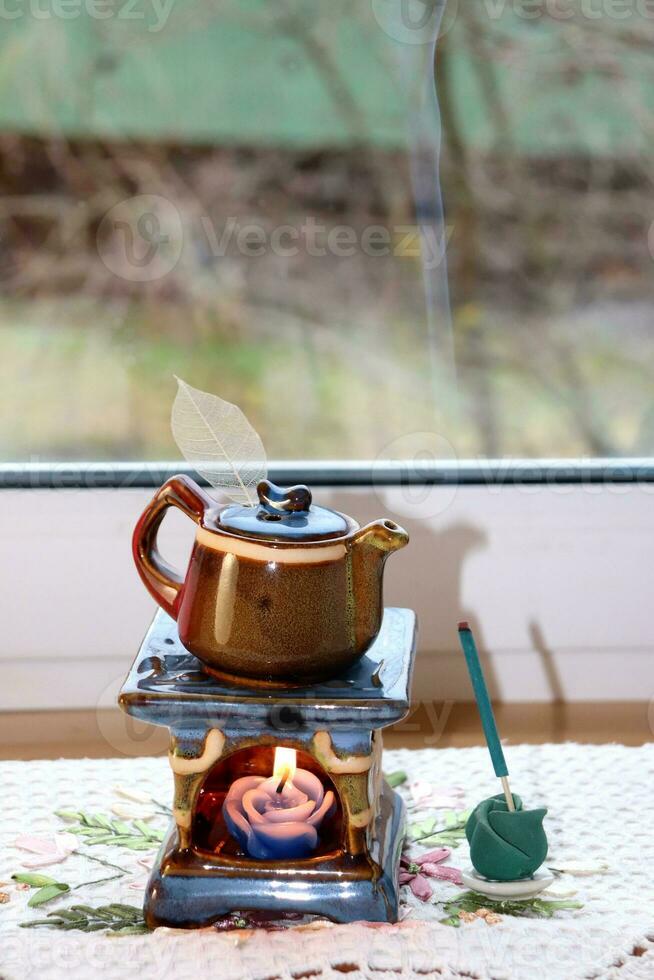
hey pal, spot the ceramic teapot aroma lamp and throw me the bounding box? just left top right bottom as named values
left=132, top=476, right=408, bottom=685
left=122, top=477, right=417, bottom=927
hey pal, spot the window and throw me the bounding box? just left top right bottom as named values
left=1, top=2, right=652, bottom=469
left=3, top=5, right=653, bottom=721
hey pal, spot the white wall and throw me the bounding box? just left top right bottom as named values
left=2, top=482, right=653, bottom=711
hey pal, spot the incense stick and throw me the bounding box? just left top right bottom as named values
left=458, top=622, right=515, bottom=812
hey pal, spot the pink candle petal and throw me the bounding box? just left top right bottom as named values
left=262, top=777, right=308, bottom=805
left=307, top=790, right=335, bottom=827
left=262, top=781, right=309, bottom=811
left=291, top=769, right=324, bottom=808
left=226, top=775, right=266, bottom=796
left=243, top=786, right=313, bottom=825
left=241, top=789, right=269, bottom=826
left=262, top=800, right=316, bottom=824
left=224, top=799, right=254, bottom=839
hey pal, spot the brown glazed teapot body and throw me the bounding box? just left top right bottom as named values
left=132, top=475, right=408, bottom=685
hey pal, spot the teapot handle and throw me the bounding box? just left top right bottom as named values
left=132, top=475, right=213, bottom=619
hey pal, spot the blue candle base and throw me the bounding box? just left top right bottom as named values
left=143, top=779, right=406, bottom=927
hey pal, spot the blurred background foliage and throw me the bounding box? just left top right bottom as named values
left=0, top=0, right=653, bottom=461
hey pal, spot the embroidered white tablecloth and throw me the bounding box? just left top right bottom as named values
left=1, top=745, right=653, bottom=980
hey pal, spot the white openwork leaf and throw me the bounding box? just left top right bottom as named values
left=171, top=377, right=267, bottom=505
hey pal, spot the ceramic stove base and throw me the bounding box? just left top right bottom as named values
left=144, top=782, right=405, bottom=928
left=121, top=609, right=416, bottom=928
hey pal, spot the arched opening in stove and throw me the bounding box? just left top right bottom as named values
left=192, top=745, right=343, bottom=861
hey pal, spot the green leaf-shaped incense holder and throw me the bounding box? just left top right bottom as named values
left=466, top=793, right=548, bottom=881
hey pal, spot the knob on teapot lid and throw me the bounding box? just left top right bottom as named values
left=217, top=479, right=351, bottom=541
left=257, top=480, right=312, bottom=514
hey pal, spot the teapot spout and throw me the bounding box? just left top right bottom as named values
left=353, top=519, right=409, bottom=554
left=349, top=519, right=409, bottom=655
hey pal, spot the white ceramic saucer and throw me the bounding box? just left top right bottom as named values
left=462, top=867, right=554, bottom=900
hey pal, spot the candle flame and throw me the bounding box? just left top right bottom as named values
left=273, top=747, right=297, bottom=784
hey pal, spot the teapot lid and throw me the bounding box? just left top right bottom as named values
left=217, top=480, right=350, bottom=541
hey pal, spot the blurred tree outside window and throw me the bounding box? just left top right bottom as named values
left=0, top=0, right=652, bottom=463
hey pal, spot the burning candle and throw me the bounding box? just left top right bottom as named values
left=223, top=747, right=335, bottom=860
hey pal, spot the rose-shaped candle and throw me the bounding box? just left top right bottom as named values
left=223, top=748, right=336, bottom=860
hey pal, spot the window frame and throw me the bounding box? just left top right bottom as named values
left=2, top=469, right=653, bottom=714
left=1, top=458, right=653, bottom=489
